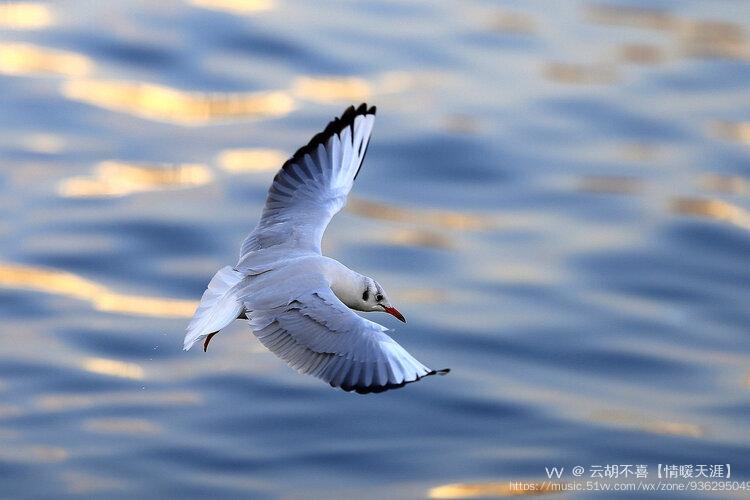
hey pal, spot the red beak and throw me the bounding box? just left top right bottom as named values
left=384, top=306, right=406, bottom=323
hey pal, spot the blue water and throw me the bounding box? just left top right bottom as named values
left=1, top=1, right=750, bottom=498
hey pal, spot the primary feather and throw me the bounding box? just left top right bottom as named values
left=238, top=103, right=375, bottom=260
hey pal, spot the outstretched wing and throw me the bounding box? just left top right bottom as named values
left=245, top=286, right=446, bottom=394
left=238, top=104, right=376, bottom=262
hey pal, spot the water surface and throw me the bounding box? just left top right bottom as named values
left=1, top=1, right=750, bottom=498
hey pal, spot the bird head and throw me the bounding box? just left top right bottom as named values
left=359, top=277, right=406, bottom=322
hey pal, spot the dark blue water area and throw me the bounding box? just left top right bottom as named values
left=1, top=0, right=750, bottom=498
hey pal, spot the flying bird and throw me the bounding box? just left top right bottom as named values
left=183, top=104, right=449, bottom=393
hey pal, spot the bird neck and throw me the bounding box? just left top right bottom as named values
left=324, top=259, right=365, bottom=310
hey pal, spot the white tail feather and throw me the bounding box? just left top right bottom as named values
left=183, top=266, right=244, bottom=351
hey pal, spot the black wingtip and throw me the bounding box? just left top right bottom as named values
left=338, top=366, right=450, bottom=395
left=284, top=103, right=377, bottom=169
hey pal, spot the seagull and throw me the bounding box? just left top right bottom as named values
left=183, top=104, right=449, bottom=393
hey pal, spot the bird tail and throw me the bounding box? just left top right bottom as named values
left=183, top=266, right=245, bottom=351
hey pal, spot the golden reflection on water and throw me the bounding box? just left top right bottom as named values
left=18, top=133, right=67, bottom=154
left=292, top=76, right=371, bottom=104
left=290, top=70, right=439, bottom=105
left=429, top=482, right=560, bottom=498
left=58, top=160, right=213, bottom=198
left=591, top=410, right=704, bottom=438
left=0, top=3, right=53, bottom=29
left=35, top=391, right=201, bottom=411
left=680, top=20, right=748, bottom=60
left=82, top=418, right=160, bottom=435
left=0, top=43, right=92, bottom=77
left=617, top=43, right=666, bottom=65
left=189, top=0, right=273, bottom=15
left=671, top=197, right=750, bottom=232
left=577, top=176, right=642, bottom=194
left=484, top=261, right=561, bottom=286
left=374, top=70, right=438, bottom=95
left=701, top=174, right=750, bottom=195
left=487, top=9, right=536, bottom=34
left=217, top=148, right=285, bottom=173
left=586, top=5, right=749, bottom=61
left=82, top=358, right=144, bottom=380
left=62, top=79, right=295, bottom=125
left=442, top=114, right=482, bottom=135
left=711, top=121, right=750, bottom=147
left=381, top=227, right=453, bottom=249
left=396, top=287, right=448, bottom=304
left=347, top=197, right=492, bottom=231
left=543, top=62, right=617, bottom=85
left=0, top=263, right=197, bottom=318
left=586, top=4, right=677, bottom=32
left=619, top=142, right=661, bottom=163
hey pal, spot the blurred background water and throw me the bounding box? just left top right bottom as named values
left=1, top=0, right=750, bottom=498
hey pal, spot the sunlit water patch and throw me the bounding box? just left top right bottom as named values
left=0, top=3, right=53, bottom=30
left=0, top=43, right=92, bottom=77
left=0, top=263, right=197, bottom=317
left=57, top=161, right=213, bottom=198
left=61, top=79, right=295, bottom=125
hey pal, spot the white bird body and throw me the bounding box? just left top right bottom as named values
left=184, top=104, right=448, bottom=393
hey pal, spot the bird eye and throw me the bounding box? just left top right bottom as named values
left=376, top=294, right=383, bottom=302
left=362, top=290, right=369, bottom=301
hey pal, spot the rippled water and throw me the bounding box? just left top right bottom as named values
left=1, top=1, right=750, bottom=498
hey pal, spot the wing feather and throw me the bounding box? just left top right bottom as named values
left=238, top=104, right=376, bottom=263
left=246, top=285, right=444, bottom=394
